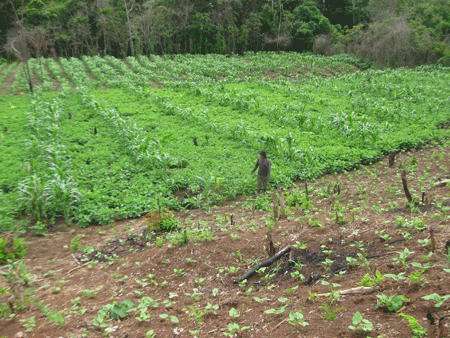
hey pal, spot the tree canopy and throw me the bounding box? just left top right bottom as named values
left=0, top=0, right=449, bottom=67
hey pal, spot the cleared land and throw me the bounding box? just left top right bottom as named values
left=1, top=54, right=450, bottom=337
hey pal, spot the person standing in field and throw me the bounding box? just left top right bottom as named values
left=250, top=150, right=272, bottom=194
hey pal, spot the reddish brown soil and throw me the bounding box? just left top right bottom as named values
left=2, top=143, right=450, bottom=338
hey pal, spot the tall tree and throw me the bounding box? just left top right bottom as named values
left=123, top=0, right=136, bottom=56
left=6, top=0, right=33, bottom=92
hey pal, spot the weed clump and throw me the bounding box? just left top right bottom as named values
left=144, top=209, right=179, bottom=232
left=0, top=237, right=29, bottom=264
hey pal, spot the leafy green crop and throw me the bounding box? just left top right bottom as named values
left=1, top=53, right=450, bottom=229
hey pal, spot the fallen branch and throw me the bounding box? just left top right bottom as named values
left=366, top=251, right=397, bottom=259
left=317, top=286, right=377, bottom=297
left=71, top=253, right=81, bottom=266
left=273, top=318, right=287, bottom=331
left=233, top=245, right=291, bottom=284
left=435, top=179, right=450, bottom=187
left=68, top=262, right=90, bottom=274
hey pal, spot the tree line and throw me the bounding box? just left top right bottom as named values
left=0, top=0, right=449, bottom=67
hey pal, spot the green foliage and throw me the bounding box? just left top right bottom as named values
left=70, top=235, right=81, bottom=252
left=93, top=300, right=135, bottom=327
left=348, top=311, right=373, bottom=332
left=376, top=294, right=410, bottom=312
left=0, top=237, right=29, bottom=264
left=358, top=270, right=385, bottom=287
left=223, top=322, right=250, bottom=336
left=398, top=313, right=427, bottom=338
left=19, top=316, right=36, bottom=332
left=29, top=221, right=47, bottom=236
left=2, top=53, right=450, bottom=230
left=422, top=293, right=450, bottom=308
left=153, top=212, right=180, bottom=232
left=287, top=310, right=309, bottom=328
left=37, top=302, right=66, bottom=328
left=319, top=303, right=345, bottom=321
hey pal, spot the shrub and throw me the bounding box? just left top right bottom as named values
left=145, top=209, right=179, bottom=232
left=155, top=214, right=180, bottom=231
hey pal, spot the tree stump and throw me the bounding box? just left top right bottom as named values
left=388, top=150, right=397, bottom=167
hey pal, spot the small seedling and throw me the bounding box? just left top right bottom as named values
left=223, top=323, right=250, bottom=337
left=159, top=313, right=179, bottom=323
left=320, top=303, right=345, bottom=320
left=376, top=294, right=410, bottom=312
left=174, top=268, right=185, bottom=277
left=264, top=297, right=289, bottom=315
left=348, top=311, right=373, bottom=332
left=287, top=310, right=309, bottom=329
left=422, top=293, right=450, bottom=307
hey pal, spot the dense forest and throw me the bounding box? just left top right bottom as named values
left=0, top=0, right=450, bottom=67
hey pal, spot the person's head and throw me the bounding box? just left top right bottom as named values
left=258, top=150, right=267, bottom=159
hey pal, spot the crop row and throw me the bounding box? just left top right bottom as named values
left=0, top=62, right=17, bottom=87
left=70, top=55, right=450, bottom=175
left=45, top=58, right=72, bottom=93
left=17, top=91, right=81, bottom=225
left=77, top=85, right=174, bottom=168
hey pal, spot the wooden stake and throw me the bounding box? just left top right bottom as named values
left=279, top=186, right=285, bottom=219
left=230, top=214, right=234, bottom=226
left=401, top=170, right=413, bottom=203
left=273, top=193, right=278, bottom=221
left=429, top=226, right=436, bottom=253
left=304, top=181, right=309, bottom=200
left=267, top=231, right=275, bottom=256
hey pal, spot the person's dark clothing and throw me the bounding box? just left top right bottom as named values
left=252, top=158, right=272, bottom=180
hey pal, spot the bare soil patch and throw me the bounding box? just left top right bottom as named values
left=2, top=144, right=450, bottom=338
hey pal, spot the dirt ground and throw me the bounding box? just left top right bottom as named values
left=2, top=142, right=450, bottom=338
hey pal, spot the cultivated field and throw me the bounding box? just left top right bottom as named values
left=1, top=53, right=450, bottom=337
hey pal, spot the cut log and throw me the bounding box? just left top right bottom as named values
left=317, top=286, right=377, bottom=297
left=233, top=245, right=291, bottom=284
left=401, top=170, right=413, bottom=203
left=435, top=179, right=450, bottom=187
